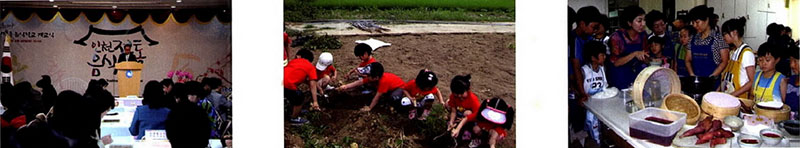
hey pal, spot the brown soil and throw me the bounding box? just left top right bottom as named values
left=285, top=33, right=516, bottom=148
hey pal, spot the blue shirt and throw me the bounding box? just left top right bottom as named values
left=129, top=105, right=170, bottom=140
left=754, top=71, right=786, bottom=102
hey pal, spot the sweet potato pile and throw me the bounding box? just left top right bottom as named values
left=679, top=116, right=734, bottom=147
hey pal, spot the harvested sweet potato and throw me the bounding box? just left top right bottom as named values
left=720, top=130, right=734, bottom=138
left=710, top=137, right=727, bottom=148
left=708, top=120, right=722, bottom=132
left=696, top=132, right=715, bottom=144
left=680, top=126, right=706, bottom=138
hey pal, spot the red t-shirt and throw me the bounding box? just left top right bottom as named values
left=284, top=32, right=291, bottom=61
left=467, top=112, right=508, bottom=138
left=363, top=73, right=405, bottom=93
left=0, top=115, right=27, bottom=129
left=358, top=57, right=377, bottom=67
left=404, top=80, right=440, bottom=98
left=448, top=91, right=481, bottom=119
left=317, top=65, right=336, bottom=78
left=284, top=59, right=318, bottom=90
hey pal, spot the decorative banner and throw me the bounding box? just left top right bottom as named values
left=0, top=12, right=231, bottom=96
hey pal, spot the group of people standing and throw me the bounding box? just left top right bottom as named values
left=569, top=4, right=800, bottom=147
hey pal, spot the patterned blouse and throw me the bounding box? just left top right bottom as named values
left=690, top=29, right=728, bottom=64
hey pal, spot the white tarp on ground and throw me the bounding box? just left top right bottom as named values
left=0, top=14, right=231, bottom=95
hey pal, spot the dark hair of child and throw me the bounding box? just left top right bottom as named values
left=721, top=17, right=747, bottom=37
left=296, top=49, right=315, bottom=62
left=645, top=10, right=666, bottom=31
left=583, top=41, right=608, bottom=63
left=621, top=5, right=645, bottom=29
left=366, top=62, right=384, bottom=78
left=354, top=43, right=372, bottom=57
left=415, top=69, right=438, bottom=89
left=758, top=42, right=783, bottom=58
left=450, top=74, right=472, bottom=95
left=576, top=6, right=601, bottom=24
left=767, top=23, right=784, bottom=37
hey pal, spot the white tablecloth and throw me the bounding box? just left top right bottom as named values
left=104, top=136, right=222, bottom=148
left=584, top=95, right=798, bottom=147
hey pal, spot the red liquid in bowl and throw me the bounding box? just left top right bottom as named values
left=740, top=139, right=759, bottom=144
left=645, top=116, right=673, bottom=124
left=763, top=133, right=781, bottom=138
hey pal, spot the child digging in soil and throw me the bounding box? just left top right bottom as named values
left=451, top=97, right=515, bottom=148
left=403, top=69, right=445, bottom=120
left=752, top=43, right=788, bottom=105
left=446, top=75, right=482, bottom=133
left=316, top=52, right=337, bottom=95
left=337, top=62, right=405, bottom=112
left=347, top=43, right=377, bottom=79
left=283, top=49, right=320, bottom=125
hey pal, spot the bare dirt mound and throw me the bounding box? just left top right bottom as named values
left=285, top=33, right=516, bottom=148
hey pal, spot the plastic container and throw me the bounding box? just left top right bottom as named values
left=629, top=107, right=687, bottom=146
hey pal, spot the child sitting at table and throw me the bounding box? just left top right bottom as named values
left=403, top=69, right=444, bottom=120
left=647, top=36, right=672, bottom=68
left=337, top=62, right=405, bottom=112
left=446, top=75, right=482, bottom=136
left=752, top=43, right=788, bottom=104
left=580, top=41, right=608, bottom=146
left=450, top=97, right=515, bottom=148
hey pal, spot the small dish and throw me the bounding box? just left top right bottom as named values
left=723, top=116, right=744, bottom=132
left=737, top=134, right=761, bottom=148
left=759, top=128, right=784, bottom=145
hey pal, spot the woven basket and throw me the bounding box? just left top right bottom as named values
left=700, top=92, right=741, bottom=120
left=661, top=93, right=701, bottom=125
left=632, top=66, right=681, bottom=109
left=739, top=98, right=756, bottom=108
left=754, top=104, right=791, bottom=122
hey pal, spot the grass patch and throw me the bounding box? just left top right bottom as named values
left=284, top=0, right=514, bottom=22
left=291, top=0, right=514, bottom=10
left=301, top=34, right=342, bottom=51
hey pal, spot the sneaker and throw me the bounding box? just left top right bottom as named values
left=468, top=139, right=482, bottom=148
left=408, top=109, right=417, bottom=119
left=418, top=109, right=431, bottom=120
left=289, top=117, right=309, bottom=125
left=325, top=85, right=335, bottom=90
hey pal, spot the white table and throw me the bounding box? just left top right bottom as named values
left=104, top=136, right=222, bottom=148
left=584, top=95, right=798, bottom=147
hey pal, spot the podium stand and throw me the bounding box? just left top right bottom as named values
left=115, top=62, right=143, bottom=97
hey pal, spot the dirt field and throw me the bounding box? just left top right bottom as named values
left=285, top=33, right=516, bottom=148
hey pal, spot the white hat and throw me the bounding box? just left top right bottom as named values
left=400, top=97, right=412, bottom=106
left=480, top=107, right=507, bottom=124
left=316, top=52, right=333, bottom=71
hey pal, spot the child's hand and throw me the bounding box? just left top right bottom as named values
left=311, top=102, right=321, bottom=111
left=450, top=128, right=460, bottom=137
left=360, top=106, right=371, bottom=112
left=336, top=86, right=348, bottom=91
left=101, top=134, right=113, bottom=145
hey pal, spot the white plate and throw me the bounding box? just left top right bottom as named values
left=672, top=125, right=733, bottom=148
left=591, top=87, right=619, bottom=99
